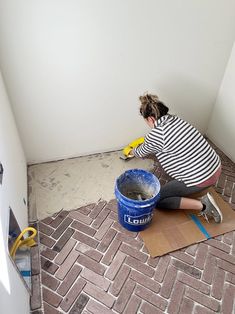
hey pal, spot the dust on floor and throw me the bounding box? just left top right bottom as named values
left=28, top=151, right=155, bottom=220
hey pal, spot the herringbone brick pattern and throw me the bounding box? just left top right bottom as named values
left=30, top=143, right=235, bottom=314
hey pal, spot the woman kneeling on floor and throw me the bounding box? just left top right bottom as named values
left=131, top=93, right=222, bottom=223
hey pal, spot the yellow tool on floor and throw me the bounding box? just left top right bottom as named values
left=120, top=137, right=144, bottom=160
left=10, top=227, right=37, bottom=259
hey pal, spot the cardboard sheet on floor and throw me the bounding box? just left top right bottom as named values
left=140, top=187, right=235, bottom=257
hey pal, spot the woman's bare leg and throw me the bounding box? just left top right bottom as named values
left=179, top=197, right=203, bottom=211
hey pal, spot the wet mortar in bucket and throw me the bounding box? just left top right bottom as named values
left=115, top=169, right=160, bottom=232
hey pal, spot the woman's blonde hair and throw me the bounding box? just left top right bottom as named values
left=139, top=93, right=169, bottom=119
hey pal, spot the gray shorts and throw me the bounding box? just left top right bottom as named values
left=158, top=180, right=209, bottom=209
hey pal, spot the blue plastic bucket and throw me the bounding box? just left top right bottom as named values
left=115, top=169, right=160, bottom=232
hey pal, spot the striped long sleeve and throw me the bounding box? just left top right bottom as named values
left=134, top=114, right=221, bottom=187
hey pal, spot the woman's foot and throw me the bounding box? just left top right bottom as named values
left=199, top=192, right=223, bottom=223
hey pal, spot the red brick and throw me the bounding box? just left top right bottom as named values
left=142, top=245, right=149, bottom=254
left=50, top=211, right=69, bottom=228
left=135, top=285, right=167, bottom=311
left=41, top=216, right=54, bottom=225
left=53, top=228, right=74, bottom=252
left=41, top=247, right=57, bottom=260
left=43, top=302, right=61, bottom=314
left=109, top=264, right=130, bottom=296
left=39, top=222, right=54, bottom=236
left=31, top=246, right=40, bottom=275
left=42, top=287, right=62, bottom=308
left=126, top=256, right=154, bottom=278
left=86, top=299, right=112, bottom=314
left=120, top=243, right=148, bottom=263
left=211, top=267, right=226, bottom=300
left=223, top=232, right=233, bottom=245
left=69, top=293, right=89, bottom=314
left=39, top=233, right=56, bottom=248
left=30, top=275, right=42, bottom=310
left=84, top=283, right=115, bottom=308
left=69, top=210, right=92, bottom=224
left=217, top=174, right=226, bottom=189
left=75, top=243, right=103, bottom=262
left=71, top=220, right=96, bottom=236
left=113, top=279, right=136, bottom=313
left=205, top=238, right=231, bottom=253
left=94, top=218, right=113, bottom=240
left=202, top=254, right=217, bottom=284
left=92, top=208, right=110, bottom=229
left=140, top=302, right=163, bottom=314
left=173, top=260, right=201, bottom=279
left=54, top=238, right=76, bottom=265
left=105, top=251, right=126, bottom=280
left=81, top=268, right=110, bottom=291
left=179, top=297, right=194, bottom=314
left=186, top=287, right=220, bottom=312
left=226, top=273, right=235, bottom=284
left=160, top=266, right=177, bottom=298
left=73, top=231, right=98, bottom=248
left=178, top=272, right=210, bottom=295
left=76, top=203, right=95, bottom=215
left=57, top=264, right=82, bottom=296
left=147, top=256, right=159, bottom=268
left=217, top=259, right=235, bottom=274
left=224, top=180, right=233, bottom=197
left=101, top=238, right=122, bottom=265
left=185, top=244, right=198, bottom=256
left=172, top=250, right=195, bottom=264
left=89, top=201, right=107, bottom=219
left=105, top=199, right=117, bottom=212
left=167, top=281, right=185, bottom=314
left=60, top=278, right=86, bottom=312
left=97, top=228, right=117, bottom=252
left=51, top=217, right=73, bottom=239
left=41, top=256, right=59, bottom=275
left=154, top=255, right=171, bottom=282
left=112, top=221, right=137, bottom=238
left=209, top=246, right=235, bottom=264
left=108, top=211, right=118, bottom=221
left=55, top=250, right=79, bottom=280
left=194, top=243, right=208, bottom=269
left=221, top=284, right=235, bottom=314
left=194, top=305, right=214, bottom=314
left=41, top=271, right=60, bottom=290
left=123, top=295, right=141, bottom=314
left=130, top=270, right=160, bottom=293
left=232, top=186, right=235, bottom=203
left=115, top=232, right=143, bottom=250
left=77, top=254, right=106, bottom=275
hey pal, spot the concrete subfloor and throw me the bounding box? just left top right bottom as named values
left=28, top=151, right=155, bottom=220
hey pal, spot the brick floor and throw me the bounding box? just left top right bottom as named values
left=30, top=141, right=235, bottom=313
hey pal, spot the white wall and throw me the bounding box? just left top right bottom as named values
left=207, top=43, right=235, bottom=162
left=0, top=72, right=29, bottom=313
left=0, top=1, right=235, bottom=163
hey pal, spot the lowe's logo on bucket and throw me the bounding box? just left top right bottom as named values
left=124, top=213, right=153, bottom=225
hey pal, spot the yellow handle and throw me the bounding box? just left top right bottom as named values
left=10, top=227, right=37, bottom=259
left=122, top=137, right=144, bottom=157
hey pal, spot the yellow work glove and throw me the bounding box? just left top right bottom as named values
left=122, top=137, right=144, bottom=157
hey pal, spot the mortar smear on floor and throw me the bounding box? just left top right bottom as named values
left=28, top=150, right=155, bottom=220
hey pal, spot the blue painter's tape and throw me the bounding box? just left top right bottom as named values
left=189, top=214, right=211, bottom=239
left=20, top=270, right=31, bottom=277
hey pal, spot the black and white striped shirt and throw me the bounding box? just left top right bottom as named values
left=134, top=114, right=221, bottom=187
